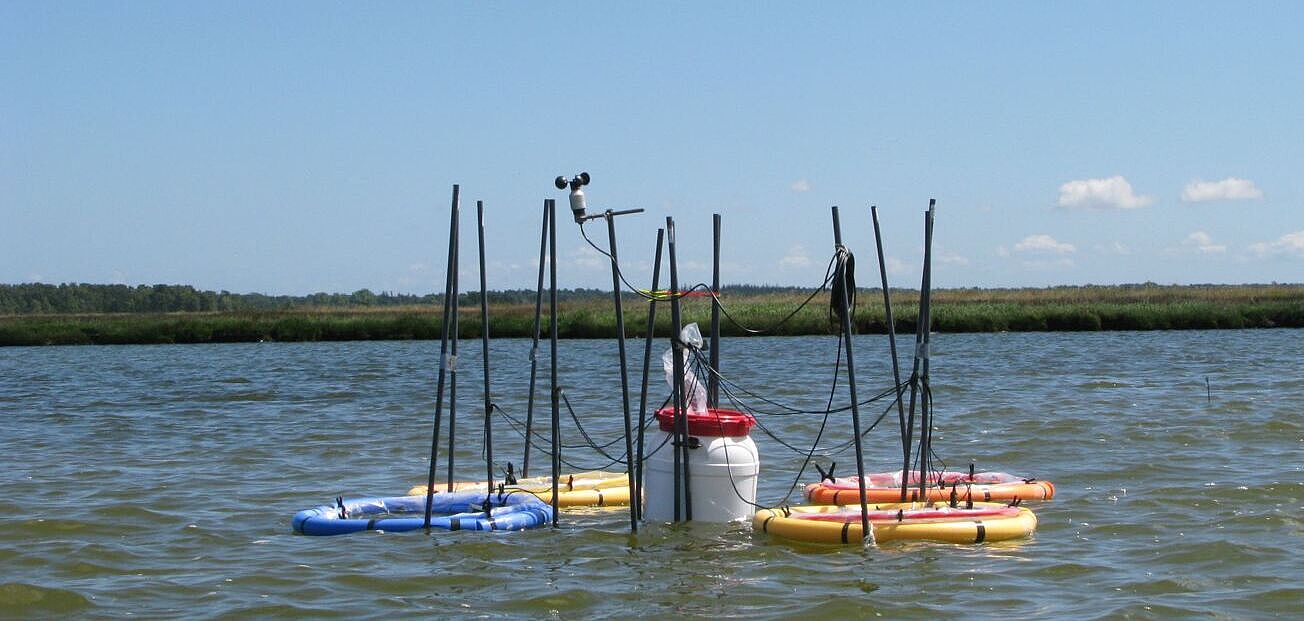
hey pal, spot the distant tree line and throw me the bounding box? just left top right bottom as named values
left=2, top=283, right=814, bottom=315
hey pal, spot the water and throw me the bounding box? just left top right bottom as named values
left=1, top=330, right=1300, bottom=619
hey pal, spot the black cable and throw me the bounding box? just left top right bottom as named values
left=494, top=399, right=679, bottom=474
left=580, top=219, right=844, bottom=337
left=775, top=335, right=843, bottom=506
left=697, top=253, right=839, bottom=336
left=560, top=391, right=625, bottom=459
left=578, top=220, right=677, bottom=302
left=693, top=348, right=901, bottom=417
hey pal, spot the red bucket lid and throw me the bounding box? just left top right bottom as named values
left=655, top=407, right=756, bottom=437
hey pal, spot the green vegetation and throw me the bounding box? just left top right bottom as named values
left=0, top=283, right=1300, bottom=346
left=0, top=283, right=609, bottom=314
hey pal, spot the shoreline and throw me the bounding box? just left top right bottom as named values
left=3, top=284, right=1301, bottom=346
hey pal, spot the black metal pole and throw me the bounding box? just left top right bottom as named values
left=424, top=185, right=459, bottom=529
left=708, top=213, right=721, bottom=408
left=903, top=210, right=929, bottom=498
left=634, top=228, right=665, bottom=522
left=522, top=202, right=549, bottom=477
left=916, top=200, right=936, bottom=501
left=477, top=201, right=494, bottom=496
left=831, top=206, right=871, bottom=543
left=548, top=199, right=561, bottom=527
left=666, top=217, right=693, bottom=521
left=604, top=212, right=638, bottom=534
left=446, top=211, right=461, bottom=493
left=871, top=206, right=910, bottom=502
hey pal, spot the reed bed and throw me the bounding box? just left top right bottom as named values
left=1, top=285, right=1300, bottom=346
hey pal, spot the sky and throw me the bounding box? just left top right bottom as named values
left=3, top=2, right=1302, bottom=294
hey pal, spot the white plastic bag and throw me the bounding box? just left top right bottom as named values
left=662, top=323, right=708, bottom=415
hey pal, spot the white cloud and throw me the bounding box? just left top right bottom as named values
left=1180, top=231, right=1226, bottom=254
left=566, top=245, right=607, bottom=270
left=1181, top=177, right=1263, bottom=202
left=1248, top=230, right=1304, bottom=258
left=1094, top=241, right=1132, bottom=256
left=938, top=252, right=970, bottom=267
left=778, top=244, right=813, bottom=270
left=790, top=179, right=811, bottom=193
left=1057, top=176, right=1154, bottom=210
left=885, top=256, right=910, bottom=276
left=1021, top=258, right=1076, bottom=270
left=1013, top=234, right=1076, bottom=254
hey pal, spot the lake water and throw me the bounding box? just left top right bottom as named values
left=2, top=330, right=1300, bottom=619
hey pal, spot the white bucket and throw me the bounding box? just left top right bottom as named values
left=643, top=408, right=759, bottom=523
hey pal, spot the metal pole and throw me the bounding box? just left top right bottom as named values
left=831, top=206, right=871, bottom=543
left=548, top=199, right=561, bottom=527
left=522, top=202, right=549, bottom=477
left=708, top=213, right=722, bottom=408
left=871, top=206, right=910, bottom=502
left=424, top=184, right=459, bottom=529
left=477, top=201, right=494, bottom=496
left=634, top=228, right=665, bottom=522
left=666, top=217, right=693, bottom=521
left=446, top=210, right=461, bottom=493
left=605, top=212, right=638, bottom=534
left=903, top=209, right=929, bottom=499
left=916, top=200, right=936, bottom=500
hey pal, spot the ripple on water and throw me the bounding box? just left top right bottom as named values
left=1077, top=380, right=1131, bottom=389
left=193, top=390, right=280, bottom=403
left=0, top=583, right=93, bottom=615
left=3, top=332, right=1302, bottom=619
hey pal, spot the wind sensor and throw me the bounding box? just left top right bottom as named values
left=553, top=172, right=643, bottom=222
left=554, top=172, right=592, bottom=223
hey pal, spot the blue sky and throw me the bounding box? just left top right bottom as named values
left=4, top=2, right=1301, bottom=294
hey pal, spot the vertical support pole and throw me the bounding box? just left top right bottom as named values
left=446, top=216, right=461, bottom=493
left=916, top=200, right=936, bottom=500
left=634, top=228, right=665, bottom=522
left=708, top=213, right=722, bottom=408
left=548, top=199, right=561, bottom=527
left=522, top=202, right=549, bottom=477
left=666, top=217, right=693, bottom=521
left=477, top=201, right=494, bottom=495
left=604, top=213, right=638, bottom=534
left=871, top=206, right=910, bottom=502
left=831, top=206, right=871, bottom=543
left=425, top=185, right=459, bottom=529
left=903, top=211, right=929, bottom=495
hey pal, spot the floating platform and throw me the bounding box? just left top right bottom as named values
left=806, top=470, right=1054, bottom=504
left=754, top=501, right=1037, bottom=545
left=407, top=470, right=630, bottom=508
left=292, top=489, right=553, bottom=536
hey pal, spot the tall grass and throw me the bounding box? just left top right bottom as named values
left=2, top=284, right=1300, bottom=346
